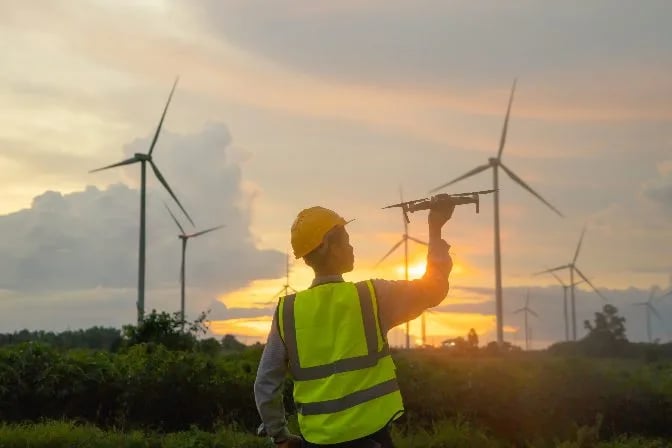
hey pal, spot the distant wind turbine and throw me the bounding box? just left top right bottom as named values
left=376, top=187, right=428, bottom=349
left=513, top=290, right=538, bottom=351
left=535, top=227, right=607, bottom=341
left=633, top=287, right=669, bottom=343
left=543, top=271, right=585, bottom=341
left=429, top=80, right=563, bottom=346
left=165, top=204, right=224, bottom=327
left=269, top=252, right=298, bottom=302
left=90, top=77, right=194, bottom=325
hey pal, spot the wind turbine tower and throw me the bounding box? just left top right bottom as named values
left=90, top=77, right=194, bottom=324
left=165, top=204, right=224, bottom=326
left=376, top=187, right=428, bottom=348
left=429, top=80, right=562, bottom=346
left=514, top=290, right=538, bottom=351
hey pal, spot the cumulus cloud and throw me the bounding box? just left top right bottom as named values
left=0, top=123, right=284, bottom=328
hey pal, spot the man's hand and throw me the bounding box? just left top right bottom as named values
left=428, top=196, right=455, bottom=240
left=275, top=434, right=303, bottom=448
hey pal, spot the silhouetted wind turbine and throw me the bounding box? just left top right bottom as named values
left=633, top=287, right=667, bottom=343
left=165, top=204, right=223, bottom=327
left=90, top=77, right=194, bottom=324
left=535, top=227, right=607, bottom=341
left=514, top=290, right=538, bottom=351
left=376, top=187, right=428, bottom=349
left=544, top=271, right=585, bottom=341
left=429, top=80, right=562, bottom=346
left=269, top=252, right=298, bottom=302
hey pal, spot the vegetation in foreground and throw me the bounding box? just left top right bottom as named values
left=1, top=307, right=671, bottom=446
left=0, top=421, right=668, bottom=448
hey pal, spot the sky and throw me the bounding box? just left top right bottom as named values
left=1, top=1, right=671, bottom=347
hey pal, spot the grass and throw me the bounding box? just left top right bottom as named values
left=0, top=421, right=668, bottom=448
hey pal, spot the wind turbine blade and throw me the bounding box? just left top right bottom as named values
left=573, top=226, right=587, bottom=264
left=407, top=236, right=428, bottom=246
left=89, top=156, right=139, bottom=173
left=189, top=225, right=225, bottom=238
left=525, top=290, right=530, bottom=308
left=163, top=202, right=186, bottom=235
left=528, top=309, right=539, bottom=318
left=499, top=162, right=563, bottom=217
left=149, top=161, right=195, bottom=226
left=375, top=239, right=405, bottom=267
left=288, top=286, right=298, bottom=294
left=549, top=271, right=567, bottom=288
left=650, top=304, right=664, bottom=321
left=660, top=288, right=672, bottom=299
left=148, top=77, right=179, bottom=156
left=513, top=308, right=524, bottom=314
left=572, top=279, right=586, bottom=287
left=428, top=163, right=491, bottom=193
left=400, top=185, right=408, bottom=234
left=497, top=78, right=517, bottom=160
left=534, top=265, right=571, bottom=276
left=574, top=267, right=608, bottom=301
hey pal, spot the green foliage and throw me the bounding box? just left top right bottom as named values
left=581, top=304, right=628, bottom=356
left=0, top=421, right=667, bottom=448
left=1, top=344, right=672, bottom=444
left=0, top=326, right=122, bottom=351
left=120, top=309, right=210, bottom=352
left=0, top=421, right=270, bottom=448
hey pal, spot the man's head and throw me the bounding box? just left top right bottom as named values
left=291, top=207, right=354, bottom=275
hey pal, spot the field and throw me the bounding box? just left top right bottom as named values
left=1, top=336, right=671, bottom=447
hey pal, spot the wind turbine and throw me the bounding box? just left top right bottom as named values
left=513, top=290, right=538, bottom=351
left=429, top=80, right=563, bottom=346
left=165, top=204, right=224, bottom=326
left=542, top=271, right=585, bottom=341
left=633, top=287, right=669, bottom=343
left=376, top=187, right=428, bottom=349
left=269, top=252, right=298, bottom=302
left=90, top=77, right=194, bottom=325
left=535, top=227, right=608, bottom=341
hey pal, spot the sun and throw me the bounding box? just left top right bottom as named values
left=395, top=262, right=427, bottom=279
left=395, top=261, right=465, bottom=279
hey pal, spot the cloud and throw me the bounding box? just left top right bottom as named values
left=193, top=1, right=671, bottom=84
left=643, top=164, right=672, bottom=213
left=0, top=123, right=284, bottom=325
left=207, top=301, right=273, bottom=320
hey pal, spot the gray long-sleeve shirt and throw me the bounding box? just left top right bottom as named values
left=253, top=238, right=452, bottom=441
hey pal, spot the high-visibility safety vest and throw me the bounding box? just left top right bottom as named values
left=277, top=280, right=404, bottom=444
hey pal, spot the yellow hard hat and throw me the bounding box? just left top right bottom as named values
left=291, top=206, right=349, bottom=259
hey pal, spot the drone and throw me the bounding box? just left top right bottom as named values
left=383, top=189, right=497, bottom=223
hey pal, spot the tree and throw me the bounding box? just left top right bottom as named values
left=582, top=304, right=628, bottom=356
left=120, top=309, right=210, bottom=351
left=221, top=334, right=246, bottom=352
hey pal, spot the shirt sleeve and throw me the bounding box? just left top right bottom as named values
left=372, top=238, right=452, bottom=333
left=253, top=308, right=291, bottom=442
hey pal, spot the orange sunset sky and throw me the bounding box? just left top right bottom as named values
left=1, top=1, right=671, bottom=347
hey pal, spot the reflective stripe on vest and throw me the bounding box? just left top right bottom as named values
left=281, top=282, right=390, bottom=382
left=297, top=378, right=399, bottom=416
left=278, top=280, right=405, bottom=445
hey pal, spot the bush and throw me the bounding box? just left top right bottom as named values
left=1, top=344, right=672, bottom=444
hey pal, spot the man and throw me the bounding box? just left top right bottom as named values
left=255, top=202, right=454, bottom=447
